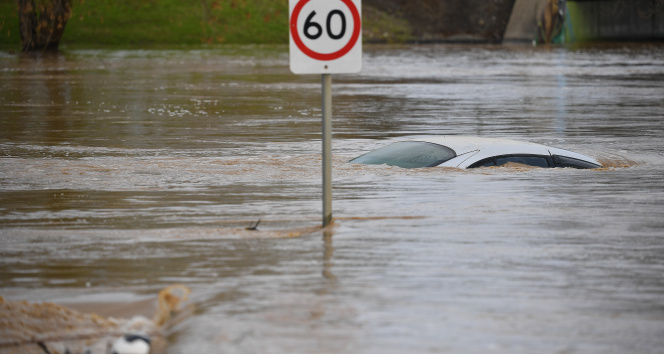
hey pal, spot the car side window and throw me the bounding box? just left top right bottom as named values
left=552, top=155, right=600, bottom=169
left=496, top=156, right=550, bottom=168
left=468, top=155, right=551, bottom=168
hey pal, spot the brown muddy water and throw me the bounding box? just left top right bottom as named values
left=1, top=43, right=664, bottom=353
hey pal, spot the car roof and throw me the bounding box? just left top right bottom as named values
left=404, top=136, right=601, bottom=168
left=413, top=136, right=548, bottom=155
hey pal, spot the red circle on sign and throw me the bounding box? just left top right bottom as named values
left=290, top=0, right=361, bottom=61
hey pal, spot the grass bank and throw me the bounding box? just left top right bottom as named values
left=0, top=0, right=411, bottom=50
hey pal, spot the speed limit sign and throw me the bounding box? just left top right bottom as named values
left=289, top=0, right=362, bottom=74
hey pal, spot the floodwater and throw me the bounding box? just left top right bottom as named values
left=1, top=43, right=663, bottom=353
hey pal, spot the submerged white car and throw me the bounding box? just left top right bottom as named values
left=350, top=136, right=602, bottom=169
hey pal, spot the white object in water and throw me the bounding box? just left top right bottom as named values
left=110, top=334, right=151, bottom=354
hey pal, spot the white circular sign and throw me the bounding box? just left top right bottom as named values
left=289, top=0, right=362, bottom=74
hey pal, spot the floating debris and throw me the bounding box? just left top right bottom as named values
left=245, top=219, right=261, bottom=231
left=110, top=334, right=151, bottom=354
left=0, top=284, right=192, bottom=354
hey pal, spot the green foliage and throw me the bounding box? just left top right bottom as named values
left=0, top=2, right=20, bottom=48
left=1, top=0, right=289, bottom=48
left=362, top=4, right=413, bottom=43
left=0, top=0, right=412, bottom=49
left=64, top=0, right=212, bottom=46
left=200, top=0, right=288, bottom=44
left=63, top=0, right=289, bottom=46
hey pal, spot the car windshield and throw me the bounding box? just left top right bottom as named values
left=350, top=141, right=457, bottom=169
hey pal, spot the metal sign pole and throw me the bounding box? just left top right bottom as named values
left=322, top=73, right=333, bottom=227
left=289, top=0, right=361, bottom=228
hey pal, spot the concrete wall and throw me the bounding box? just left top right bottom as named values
left=365, top=0, right=517, bottom=43
left=368, top=0, right=664, bottom=43
left=503, top=0, right=546, bottom=42
left=566, top=0, right=664, bottom=41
